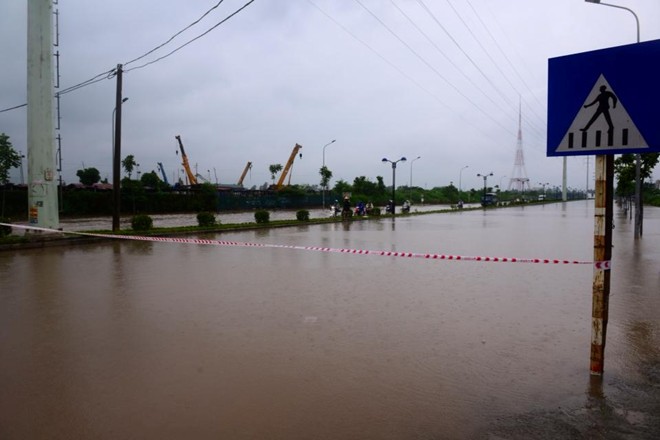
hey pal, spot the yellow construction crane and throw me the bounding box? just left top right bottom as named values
left=237, top=161, right=252, bottom=186
left=275, top=144, right=302, bottom=190
left=174, top=135, right=198, bottom=186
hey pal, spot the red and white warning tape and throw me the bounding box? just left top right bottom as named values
left=2, top=223, right=607, bottom=269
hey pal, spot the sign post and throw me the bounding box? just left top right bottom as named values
left=590, top=155, right=613, bottom=374
left=548, top=39, right=660, bottom=375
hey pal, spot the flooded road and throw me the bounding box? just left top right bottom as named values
left=1, top=201, right=659, bottom=439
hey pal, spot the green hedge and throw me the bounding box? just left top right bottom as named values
left=131, top=214, right=153, bottom=231
left=254, top=210, right=270, bottom=224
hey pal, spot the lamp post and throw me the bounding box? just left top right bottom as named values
left=409, top=156, right=421, bottom=201
left=112, top=95, right=128, bottom=232
left=321, top=139, right=336, bottom=209
left=499, top=175, right=507, bottom=191
left=459, top=165, right=469, bottom=196
left=382, top=157, right=407, bottom=214
left=585, top=0, right=641, bottom=238
left=18, top=151, right=25, bottom=185
left=477, top=172, right=493, bottom=196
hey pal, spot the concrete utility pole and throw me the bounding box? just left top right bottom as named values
left=27, top=0, right=59, bottom=229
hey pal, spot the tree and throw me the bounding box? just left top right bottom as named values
left=376, top=176, right=386, bottom=195
left=614, top=153, right=659, bottom=196
left=269, top=164, right=283, bottom=184
left=122, top=155, right=137, bottom=179
left=319, top=166, right=332, bottom=190
left=352, top=176, right=379, bottom=196
left=76, top=167, right=101, bottom=186
left=333, top=179, right=352, bottom=195
left=140, top=170, right=162, bottom=189
left=0, top=133, right=21, bottom=185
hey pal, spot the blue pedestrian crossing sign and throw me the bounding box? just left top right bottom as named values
left=547, top=39, right=660, bottom=156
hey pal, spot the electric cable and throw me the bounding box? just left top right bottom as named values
left=351, top=0, right=515, bottom=136
left=465, top=0, right=547, bottom=125
left=415, top=0, right=540, bottom=140
left=124, top=0, right=256, bottom=73
left=443, top=0, right=546, bottom=137
left=388, top=0, right=515, bottom=128
left=124, top=0, right=226, bottom=68
left=0, top=69, right=115, bottom=113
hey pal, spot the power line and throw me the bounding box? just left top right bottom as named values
left=465, top=0, right=545, bottom=112
left=307, top=0, right=511, bottom=140
left=351, top=0, right=515, bottom=136
left=0, top=102, right=27, bottom=114
left=468, top=0, right=546, bottom=125
left=1, top=1, right=255, bottom=114
left=305, top=1, right=447, bottom=108
left=387, top=0, right=515, bottom=126
left=443, top=0, right=546, bottom=135
left=124, top=0, right=226, bottom=68
left=56, top=69, right=117, bottom=96
left=124, top=0, right=256, bottom=73
left=0, top=69, right=115, bottom=114
left=414, top=0, right=534, bottom=138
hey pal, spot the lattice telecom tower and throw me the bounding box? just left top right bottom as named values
left=508, top=102, right=530, bottom=192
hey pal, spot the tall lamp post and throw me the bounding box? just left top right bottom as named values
left=477, top=172, right=493, bottom=196
left=112, top=96, right=128, bottom=232
left=458, top=165, right=470, bottom=197
left=19, top=152, right=25, bottom=185
left=585, top=0, right=641, bottom=238
left=321, top=139, right=336, bottom=209
left=382, top=157, right=407, bottom=214
left=499, top=175, right=507, bottom=191
left=409, top=156, right=421, bottom=201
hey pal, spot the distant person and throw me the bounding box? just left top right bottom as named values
left=581, top=85, right=618, bottom=133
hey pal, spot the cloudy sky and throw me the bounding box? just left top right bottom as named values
left=1, top=0, right=659, bottom=192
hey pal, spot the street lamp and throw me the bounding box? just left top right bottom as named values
left=459, top=165, right=469, bottom=195
left=112, top=96, right=128, bottom=232
left=409, top=156, right=421, bottom=200
left=111, top=97, right=128, bottom=148
left=499, top=175, right=507, bottom=191
left=585, top=0, right=642, bottom=238
left=585, top=0, right=639, bottom=41
left=18, top=151, right=25, bottom=185
left=382, top=157, right=407, bottom=214
left=321, top=139, right=336, bottom=209
left=539, top=182, right=549, bottom=199
left=477, top=172, right=493, bottom=196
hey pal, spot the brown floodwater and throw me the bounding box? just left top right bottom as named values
left=1, top=201, right=659, bottom=439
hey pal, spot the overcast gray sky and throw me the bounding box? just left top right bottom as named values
left=2, top=0, right=659, bottom=192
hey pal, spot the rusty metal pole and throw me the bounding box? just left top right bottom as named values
left=590, top=154, right=614, bottom=375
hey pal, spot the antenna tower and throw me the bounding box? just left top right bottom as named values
left=508, top=100, right=530, bottom=192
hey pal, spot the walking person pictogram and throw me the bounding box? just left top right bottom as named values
left=580, top=85, right=618, bottom=133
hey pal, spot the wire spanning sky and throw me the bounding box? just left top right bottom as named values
left=1, top=0, right=659, bottom=191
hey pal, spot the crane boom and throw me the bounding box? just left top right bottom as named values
left=175, top=135, right=198, bottom=185
left=237, top=161, right=252, bottom=186
left=157, top=162, right=169, bottom=185
left=276, top=144, right=302, bottom=189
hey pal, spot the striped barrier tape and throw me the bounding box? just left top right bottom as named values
left=1, top=222, right=606, bottom=268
